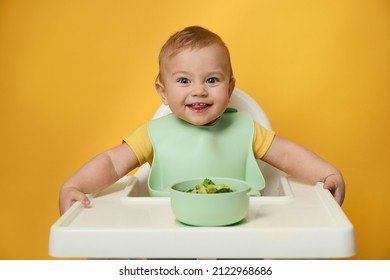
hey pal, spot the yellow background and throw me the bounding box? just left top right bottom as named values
left=1, top=0, right=389, bottom=259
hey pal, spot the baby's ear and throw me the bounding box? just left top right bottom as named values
left=228, top=77, right=236, bottom=98
left=155, top=80, right=168, bottom=105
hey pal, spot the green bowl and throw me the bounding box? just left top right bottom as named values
left=170, top=177, right=251, bottom=226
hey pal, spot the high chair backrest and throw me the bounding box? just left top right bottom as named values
left=152, top=88, right=272, bottom=130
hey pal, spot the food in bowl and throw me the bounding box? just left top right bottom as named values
left=170, top=177, right=250, bottom=226
left=184, top=178, right=235, bottom=194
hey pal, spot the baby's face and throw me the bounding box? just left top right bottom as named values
left=156, top=44, right=235, bottom=126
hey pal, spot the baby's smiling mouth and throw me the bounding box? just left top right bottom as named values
left=186, top=103, right=210, bottom=110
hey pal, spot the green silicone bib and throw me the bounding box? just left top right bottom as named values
left=147, top=109, right=265, bottom=196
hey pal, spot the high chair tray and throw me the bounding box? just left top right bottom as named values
left=49, top=176, right=355, bottom=259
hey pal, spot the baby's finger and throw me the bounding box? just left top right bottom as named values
left=323, top=183, right=344, bottom=205
left=60, top=189, right=91, bottom=215
left=71, top=191, right=91, bottom=207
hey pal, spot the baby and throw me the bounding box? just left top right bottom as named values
left=59, top=26, right=345, bottom=215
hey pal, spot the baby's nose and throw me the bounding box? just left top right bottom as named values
left=191, top=85, right=208, bottom=96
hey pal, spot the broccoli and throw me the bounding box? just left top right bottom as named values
left=185, top=178, right=234, bottom=194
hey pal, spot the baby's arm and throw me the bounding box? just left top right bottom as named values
left=59, top=143, right=139, bottom=215
left=262, top=136, right=345, bottom=205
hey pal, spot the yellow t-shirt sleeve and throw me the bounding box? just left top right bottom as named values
left=122, top=124, right=153, bottom=166
left=252, top=121, right=275, bottom=159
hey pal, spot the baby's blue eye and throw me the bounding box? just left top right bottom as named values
left=178, top=78, right=190, bottom=84
left=206, top=77, right=218, bottom=84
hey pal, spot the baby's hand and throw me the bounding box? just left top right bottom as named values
left=59, top=186, right=91, bottom=215
left=323, top=173, right=345, bottom=206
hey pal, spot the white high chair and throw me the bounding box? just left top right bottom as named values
left=49, top=88, right=355, bottom=259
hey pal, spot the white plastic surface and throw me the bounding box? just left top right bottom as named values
left=49, top=174, right=355, bottom=259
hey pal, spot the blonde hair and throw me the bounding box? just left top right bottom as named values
left=157, top=26, right=233, bottom=81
